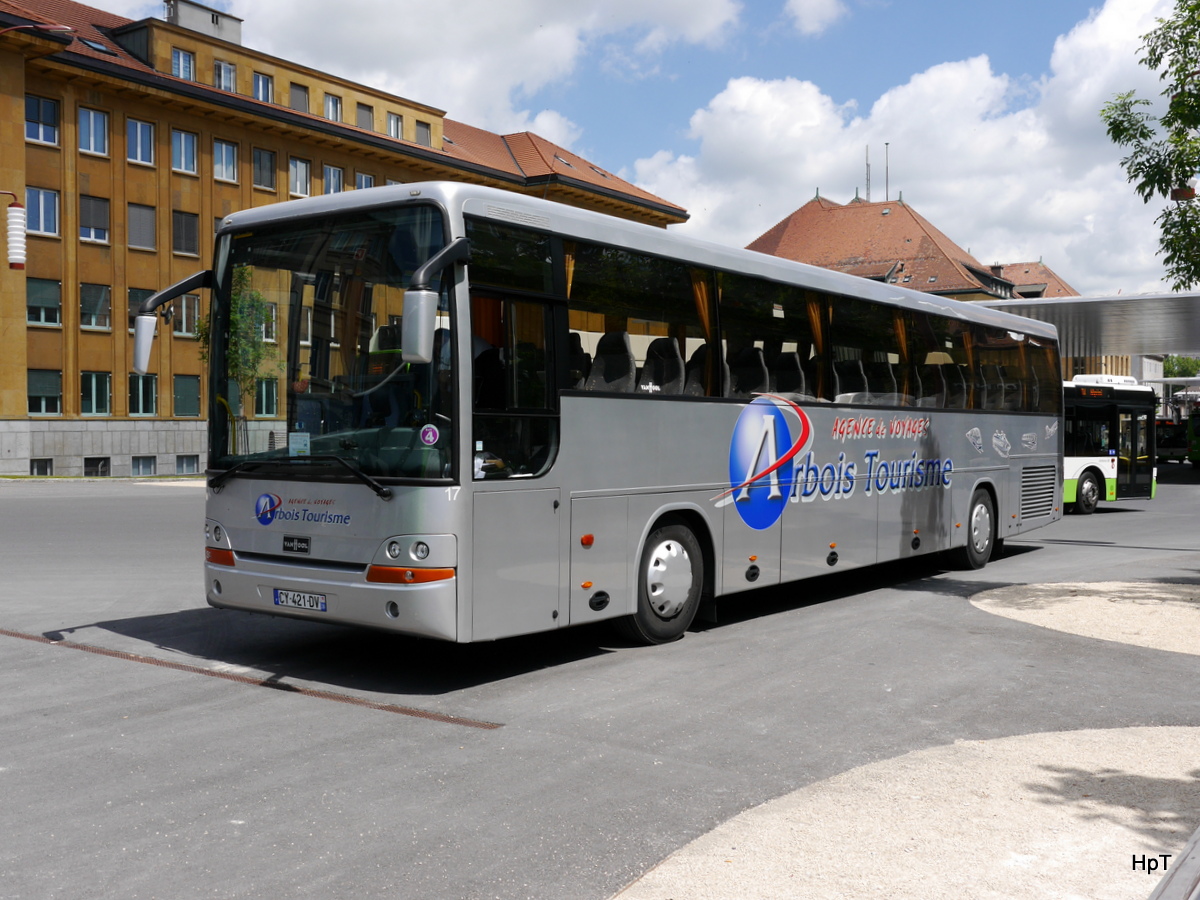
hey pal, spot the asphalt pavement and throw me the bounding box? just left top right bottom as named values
left=1, top=466, right=1198, bottom=900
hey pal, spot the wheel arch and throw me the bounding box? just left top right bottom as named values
left=635, top=504, right=717, bottom=605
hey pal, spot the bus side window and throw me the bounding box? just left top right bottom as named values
left=565, top=242, right=714, bottom=396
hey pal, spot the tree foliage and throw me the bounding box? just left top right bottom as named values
left=193, top=265, right=279, bottom=413
left=1101, top=1, right=1200, bottom=289
left=1163, top=353, right=1200, bottom=377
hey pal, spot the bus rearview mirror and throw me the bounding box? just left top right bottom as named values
left=401, top=289, right=438, bottom=363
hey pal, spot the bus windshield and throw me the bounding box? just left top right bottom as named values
left=208, top=203, right=451, bottom=480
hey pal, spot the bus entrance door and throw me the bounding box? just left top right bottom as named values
left=1117, top=410, right=1154, bottom=499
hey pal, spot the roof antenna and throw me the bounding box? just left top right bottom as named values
left=885, top=142, right=890, bottom=202
left=865, top=146, right=871, bottom=202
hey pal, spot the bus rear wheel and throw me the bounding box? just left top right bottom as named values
left=1074, top=471, right=1100, bottom=515
left=953, top=489, right=995, bottom=570
left=617, top=521, right=703, bottom=645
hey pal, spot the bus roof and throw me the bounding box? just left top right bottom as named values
left=218, top=181, right=1060, bottom=342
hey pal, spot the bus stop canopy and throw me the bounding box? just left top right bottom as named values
left=981, top=292, right=1200, bottom=358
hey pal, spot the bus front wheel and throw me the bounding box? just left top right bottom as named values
left=953, top=489, right=995, bottom=570
left=1074, top=472, right=1100, bottom=515
left=618, top=521, right=703, bottom=644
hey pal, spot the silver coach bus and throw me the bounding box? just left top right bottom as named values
left=134, top=181, right=1063, bottom=644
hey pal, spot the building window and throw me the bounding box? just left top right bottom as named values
left=132, top=455, right=157, bottom=476
left=300, top=306, right=312, bottom=345
left=289, top=157, right=310, bottom=196
left=128, top=288, right=154, bottom=330
left=323, top=164, right=344, bottom=194
left=252, top=148, right=276, bottom=189
left=127, top=118, right=154, bottom=164
left=415, top=120, right=432, bottom=146
left=171, top=48, right=195, bottom=80
left=214, top=60, right=235, bottom=91
left=262, top=302, right=277, bottom=342
left=357, top=103, right=374, bottom=131
left=28, top=370, right=61, bottom=415
left=30, top=459, right=53, bottom=477
left=25, top=95, right=58, bottom=144
left=81, top=371, right=112, bottom=415
left=129, top=373, right=157, bottom=416
left=176, top=454, right=199, bottom=474
left=289, top=83, right=308, bottom=112
left=171, top=129, right=197, bottom=173
left=26, top=187, right=58, bottom=236
left=128, top=203, right=156, bottom=250
left=324, top=93, right=342, bottom=121
left=27, top=278, right=61, bottom=325
left=356, top=172, right=374, bottom=190
left=213, top=139, right=238, bottom=182
left=79, top=196, right=109, bottom=243
left=252, top=72, right=273, bottom=103
left=80, top=284, right=112, bottom=329
left=173, top=211, right=199, bottom=255
left=78, top=107, right=108, bottom=155
left=174, top=375, right=201, bottom=417
left=174, top=293, right=201, bottom=336
left=386, top=112, right=402, bottom=139
left=84, top=457, right=110, bottom=477
left=255, top=377, right=278, bottom=417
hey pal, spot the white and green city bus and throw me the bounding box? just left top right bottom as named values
left=134, top=182, right=1063, bottom=644
left=1062, top=376, right=1157, bottom=514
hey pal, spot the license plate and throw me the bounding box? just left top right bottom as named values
left=273, top=589, right=327, bottom=612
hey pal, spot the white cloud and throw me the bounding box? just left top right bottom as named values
left=785, top=0, right=848, bottom=36
left=633, top=0, right=1175, bottom=296
left=217, top=0, right=740, bottom=142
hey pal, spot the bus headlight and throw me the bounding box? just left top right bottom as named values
left=412, top=541, right=430, bottom=561
left=386, top=540, right=402, bottom=559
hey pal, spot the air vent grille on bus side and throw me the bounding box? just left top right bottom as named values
left=1020, top=466, right=1058, bottom=519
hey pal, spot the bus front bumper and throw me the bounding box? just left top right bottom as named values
left=204, top=557, right=458, bottom=641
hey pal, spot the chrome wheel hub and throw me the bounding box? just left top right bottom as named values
left=644, top=539, right=693, bottom=619
left=969, top=502, right=992, bottom=554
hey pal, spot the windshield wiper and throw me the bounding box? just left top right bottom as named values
left=208, top=455, right=393, bottom=500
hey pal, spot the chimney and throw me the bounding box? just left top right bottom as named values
left=164, top=0, right=243, bottom=44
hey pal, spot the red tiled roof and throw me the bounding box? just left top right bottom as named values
left=747, top=195, right=997, bottom=294
left=999, top=261, right=1079, bottom=298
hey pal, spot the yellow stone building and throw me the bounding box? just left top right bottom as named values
left=0, top=0, right=685, bottom=476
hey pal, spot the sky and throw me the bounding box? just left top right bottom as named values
left=91, top=0, right=1177, bottom=297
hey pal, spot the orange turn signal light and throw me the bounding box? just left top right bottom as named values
left=366, top=566, right=455, bottom=584
left=206, top=547, right=235, bottom=567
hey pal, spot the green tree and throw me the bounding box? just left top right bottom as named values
left=1101, top=1, right=1200, bottom=289
left=1163, top=354, right=1200, bottom=377
left=194, top=265, right=279, bottom=414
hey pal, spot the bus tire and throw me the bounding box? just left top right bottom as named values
left=953, top=488, right=995, bottom=570
left=1074, top=471, right=1100, bottom=515
left=618, top=521, right=703, bottom=645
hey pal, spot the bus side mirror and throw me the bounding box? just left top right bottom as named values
left=133, top=314, right=158, bottom=374
left=401, top=289, right=437, bottom=363
left=401, top=237, right=470, bottom=364
left=131, top=269, right=213, bottom=374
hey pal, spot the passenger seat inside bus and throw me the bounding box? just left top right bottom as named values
left=637, top=337, right=684, bottom=395
left=765, top=346, right=807, bottom=396
left=584, top=331, right=636, bottom=392
left=728, top=346, right=768, bottom=398
left=568, top=332, right=591, bottom=389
